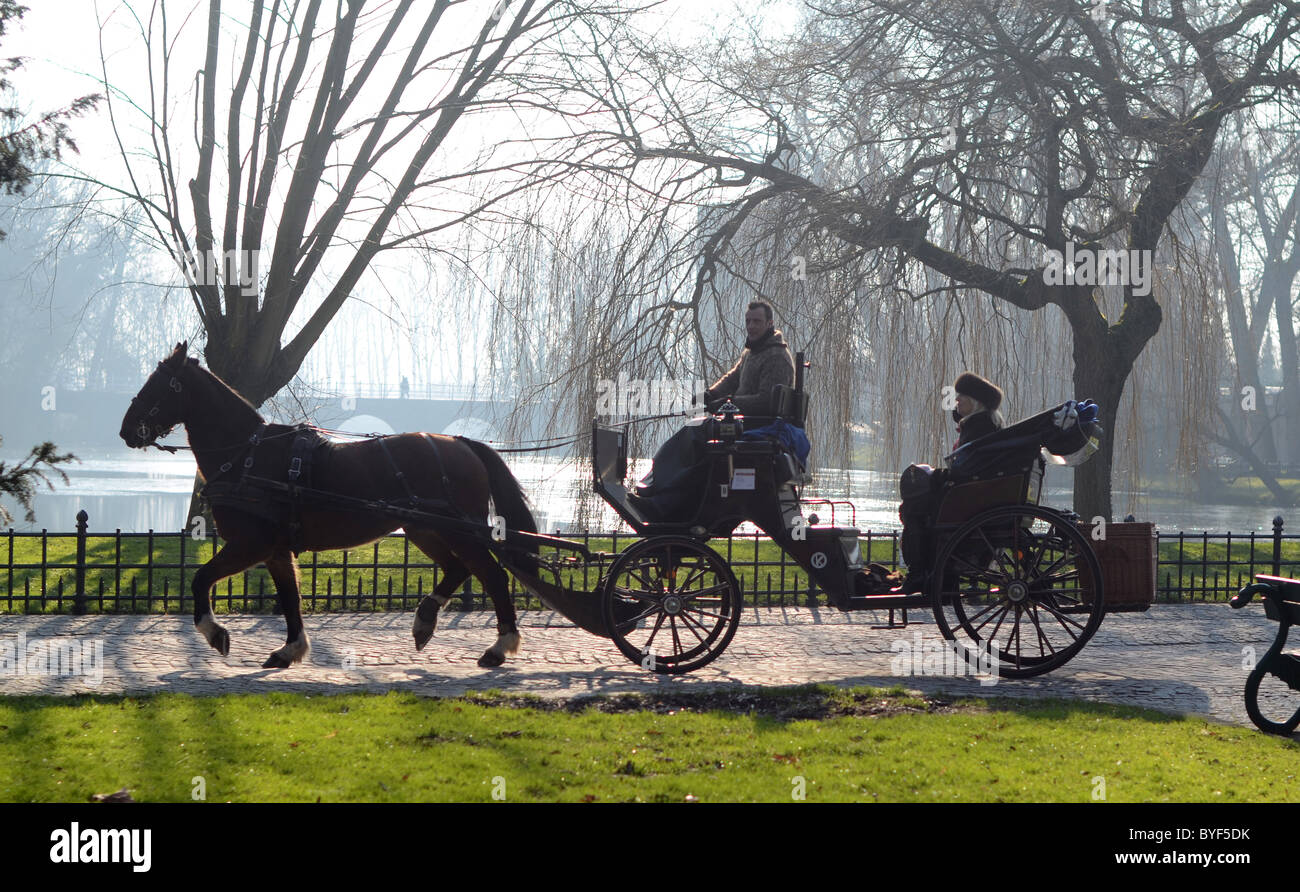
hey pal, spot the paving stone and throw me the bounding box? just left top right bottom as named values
left=0, top=604, right=1295, bottom=729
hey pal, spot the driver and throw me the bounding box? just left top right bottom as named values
left=628, top=301, right=795, bottom=519
left=703, top=301, right=796, bottom=414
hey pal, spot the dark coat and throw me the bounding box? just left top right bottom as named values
left=955, top=409, right=1002, bottom=447
left=705, top=329, right=795, bottom=416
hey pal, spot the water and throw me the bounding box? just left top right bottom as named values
left=2, top=449, right=197, bottom=533
left=3, top=448, right=1291, bottom=535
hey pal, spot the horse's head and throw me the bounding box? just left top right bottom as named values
left=120, top=341, right=198, bottom=449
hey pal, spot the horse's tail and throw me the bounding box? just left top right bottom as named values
left=455, top=437, right=539, bottom=576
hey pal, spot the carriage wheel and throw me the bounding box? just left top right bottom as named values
left=931, top=504, right=1104, bottom=679
left=600, top=536, right=743, bottom=674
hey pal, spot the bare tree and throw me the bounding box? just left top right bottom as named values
left=1207, top=109, right=1300, bottom=483
left=578, top=0, right=1300, bottom=520
left=85, top=0, right=632, bottom=407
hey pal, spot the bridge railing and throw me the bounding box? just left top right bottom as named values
left=310, top=381, right=502, bottom=402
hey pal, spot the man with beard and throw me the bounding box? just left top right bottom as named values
left=629, top=301, right=795, bottom=520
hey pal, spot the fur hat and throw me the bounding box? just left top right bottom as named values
left=954, top=372, right=1003, bottom=411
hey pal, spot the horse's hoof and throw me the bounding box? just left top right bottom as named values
left=196, top=615, right=231, bottom=656
left=477, top=650, right=505, bottom=668
left=262, top=653, right=292, bottom=669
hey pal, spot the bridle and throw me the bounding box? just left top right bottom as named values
left=127, top=363, right=187, bottom=452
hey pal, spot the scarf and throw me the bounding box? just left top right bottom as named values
left=745, top=327, right=777, bottom=351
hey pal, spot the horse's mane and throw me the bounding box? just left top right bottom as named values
left=179, top=354, right=264, bottom=423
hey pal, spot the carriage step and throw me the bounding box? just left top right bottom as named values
left=844, top=592, right=930, bottom=611
left=871, top=608, right=909, bottom=629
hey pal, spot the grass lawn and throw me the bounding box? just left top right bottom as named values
left=0, top=687, right=1295, bottom=803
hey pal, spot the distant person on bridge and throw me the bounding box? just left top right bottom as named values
left=628, top=301, right=795, bottom=520
left=400, top=376, right=410, bottom=399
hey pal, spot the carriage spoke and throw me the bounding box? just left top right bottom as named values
left=641, top=611, right=668, bottom=652
left=967, top=601, right=1012, bottom=641
left=985, top=601, right=1013, bottom=643
left=1025, top=603, right=1068, bottom=651
left=677, top=560, right=712, bottom=591
left=1028, top=596, right=1089, bottom=634
left=682, top=583, right=731, bottom=601
left=676, top=611, right=711, bottom=644
left=974, top=528, right=1017, bottom=578
left=603, top=537, right=742, bottom=674
left=949, top=551, right=1006, bottom=584
left=611, top=584, right=662, bottom=605
left=957, top=597, right=1005, bottom=628
left=669, top=615, right=684, bottom=655
left=614, top=602, right=662, bottom=631
left=1027, top=545, right=1074, bottom=582
left=681, top=606, right=729, bottom=623
left=1034, top=568, right=1082, bottom=585
left=1009, top=612, right=1026, bottom=667
left=626, top=566, right=662, bottom=593
left=1024, top=533, right=1051, bottom=577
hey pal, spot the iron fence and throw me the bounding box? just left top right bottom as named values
left=3, top=510, right=1298, bottom=614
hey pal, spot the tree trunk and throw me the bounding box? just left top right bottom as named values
left=1065, top=282, right=1162, bottom=522
left=1072, top=356, right=1126, bottom=523
left=1211, top=405, right=1297, bottom=505
left=185, top=474, right=210, bottom=539
left=1215, top=206, right=1278, bottom=463
left=204, top=327, right=293, bottom=408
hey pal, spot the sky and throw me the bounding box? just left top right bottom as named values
left=4, top=0, right=802, bottom=394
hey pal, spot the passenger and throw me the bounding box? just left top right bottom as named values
left=894, top=372, right=1005, bottom=593
left=628, top=300, right=795, bottom=520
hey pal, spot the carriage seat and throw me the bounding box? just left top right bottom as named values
left=719, top=384, right=811, bottom=484
left=720, top=383, right=809, bottom=431
left=597, top=374, right=814, bottom=529
left=931, top=401, right=1100, bottom=526
left=703, top=412, right=811, bottom=489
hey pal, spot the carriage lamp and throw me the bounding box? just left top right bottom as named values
left=710, top=400, right=744, bottom=443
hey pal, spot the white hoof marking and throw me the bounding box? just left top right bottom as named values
left=491, top=631, right=521, bottom=659
left=196, top=613, right=221, bottom=646
left=272, top=632, right=311, bottom=665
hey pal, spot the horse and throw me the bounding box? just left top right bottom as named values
left=119, top=342, right=538, bottom=670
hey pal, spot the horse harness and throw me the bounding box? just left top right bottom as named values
left=202, top=424, right=460, bottom=555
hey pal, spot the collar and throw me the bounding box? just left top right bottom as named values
left=745, top=327, right=779, bottom=351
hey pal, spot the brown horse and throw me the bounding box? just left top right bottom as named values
left=119, top=342, right=538, bottom=669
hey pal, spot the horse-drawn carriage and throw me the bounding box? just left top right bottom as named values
left=121, top=343, right=1108, bottom=681
left=586, top=370, right=1107, bottom=677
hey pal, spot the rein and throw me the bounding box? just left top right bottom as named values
left=488, top=410, right=709, bottom=454
left=147, top=426, right=302, bottom=456
left=139, top=391, right=703, bottom=457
